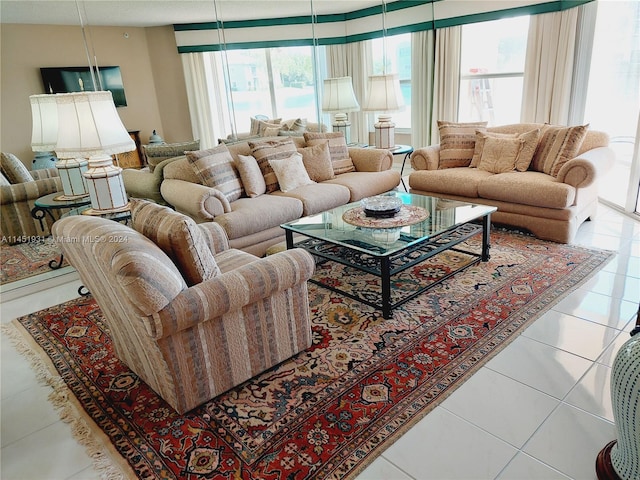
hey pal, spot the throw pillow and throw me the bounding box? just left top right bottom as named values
left=187, top=144, right=244, bottom=202
left=250, top=117, right=281, bottom=136
left=0, top=172, right=10, bottom=186
left=471, top=129, right=541, bottom=171
left=304, top=132, right=355, bottom=175
left=297, top=141, right=335, bottom=182
left=235, top=154, right=266, bottom=197
left=249, top=137, right=298, bottom=193
left=476, top=135, right=523, bottom=174
left=130, top=199, right=221, bottom=286
left=0, top=152, right=33, bottom=183
left=437, top=121, right=488, bottom=169
left=530, top=124, right=589, bottom=177
left=269, top=153, right=315, bottom=192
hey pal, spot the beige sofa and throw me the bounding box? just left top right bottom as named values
left=409, top=123, right=614, bottom=243
left=161, top=135, right=400, bottom=256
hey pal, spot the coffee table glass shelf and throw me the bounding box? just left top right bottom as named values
left=282, top=192, right=496, bottom=318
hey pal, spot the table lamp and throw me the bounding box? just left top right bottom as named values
left=54, top=91, right=135, bottom=214
left=322, top=76, right=360, bottom=144
left=363, top=73, right=405, bottom=149
left=30, top=94, right=89, bottom=198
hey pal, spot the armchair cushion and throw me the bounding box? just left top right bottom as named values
left=187, top=144, right=244, bottom=202
left=1, top=152, right=33, bottom=183
left=304, top=132, right=355, bottom=174
left=143, top=140, right=200, bottom=172
left=131, top=199, right=221, bottom=286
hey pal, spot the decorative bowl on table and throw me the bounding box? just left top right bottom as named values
left=361, top=194, right=402, bottom=218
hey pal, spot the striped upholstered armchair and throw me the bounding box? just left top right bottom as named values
left=1, top=153, right=63, bottom=244
left=52, top=199, right=315, bottom=414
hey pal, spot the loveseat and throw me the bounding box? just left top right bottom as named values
left=408, top=123, right=614, bottom=243
left=160, top=133, right=400, bottom=256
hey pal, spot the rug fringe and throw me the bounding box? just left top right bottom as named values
left=1, top=321, right=132, bottom=480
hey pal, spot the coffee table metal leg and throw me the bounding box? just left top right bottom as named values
left=482, top=213, right=492, bottom=261
left=381, top=256, right=392, bottom=318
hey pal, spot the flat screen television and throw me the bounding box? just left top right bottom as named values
left=40, top=66, right=127, bottom=107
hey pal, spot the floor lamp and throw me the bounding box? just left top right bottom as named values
left=322, top=76, right=360, bottom=144
left=54, top=91, right=135, bottom=214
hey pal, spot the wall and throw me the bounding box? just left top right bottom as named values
left=0, top=23, right=191, bottom=167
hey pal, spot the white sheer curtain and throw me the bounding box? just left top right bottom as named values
left=520, top=8, right=580, bottom=124
left=327, top=42, right=372, bottom=144
left=411, top=29, right=435, bottom=148
left=181, top=52, right=231, bottom=149
left=432, top=26, right=461, bottom=143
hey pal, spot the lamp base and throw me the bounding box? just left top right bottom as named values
left=373, top=114, right=395, bottom=149
left=332, top=113, right=353, bottom=144
left=81, top=202, right=131, bottom=216
left=54, top=193, right=90, bottom=201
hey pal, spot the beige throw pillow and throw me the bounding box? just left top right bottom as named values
left=530, top=124, right=589, bottom=177
left=304, top=132, right=355, bottom=175
left=0, top=152, right=33, bottom=183
left=297, top=141, right=335, bottom=182
left=250, top=117, right=281, bottom=136
left=235, top=154, right=266, bottom=197
left=130, top=199, right=221, bottom=286
left=269, top=153, right=315, bottom=192
left=476, top=136, right=523, bottom=174
left=249, top=137, right=298, bottom=193
left=471, top=129, right=541, bottom=171
left=187, top=144, right=244, bottom=202
left=437, top=121, right=488, bottom=169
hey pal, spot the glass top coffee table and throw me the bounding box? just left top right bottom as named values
left=282, top=192, right=497, bottom=318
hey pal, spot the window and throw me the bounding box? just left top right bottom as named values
left=371, top=33, right=412, bottom=129
left=458, top=16, right=529, bottom=125
left=224, top=46, right=320, bottom=133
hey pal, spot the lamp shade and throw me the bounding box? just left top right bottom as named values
left=30, top=94, right=59, bottom=152
left=363, top=74, right=404, bottom=112
left=322, top=77, right=360, bottom=113
left=54, top=91, right=135, bottom=159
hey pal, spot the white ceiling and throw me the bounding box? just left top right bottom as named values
left=0, top=1, right=387, bottom=27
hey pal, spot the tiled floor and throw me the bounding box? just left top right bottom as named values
left=1, top=198, right=639, bottom=479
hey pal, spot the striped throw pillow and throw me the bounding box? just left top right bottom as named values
left=187, top=144, right=244, bottom=202
left=530, top=124, right=589, bottom=177
left=249, top=137, right=298, bottom=193
left=438, top=121, right=487, bottom=169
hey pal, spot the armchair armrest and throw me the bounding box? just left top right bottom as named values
left=161, top=179, right=230, bottom=221
left=410, top=145, right=441, bottom=171
left=122, top=157, right=180, bottom=204
left=0, top=177, right=62, bottom=203
left=556, top=147, right=615, bottom=189
left=31, top=168, right=59, bottom=181
left=349, top=148, right=393, bottom=172
left=150, top=248, right=315, bottom=338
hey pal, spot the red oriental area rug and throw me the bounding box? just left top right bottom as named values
left=1, top=238, right=67, bottom=284
left=5, top=230, right=613, bottom=479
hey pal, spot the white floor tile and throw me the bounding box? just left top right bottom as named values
left=382, top=407, right=518, bottom=480
left=552, top=290, right=638, bottom=330
left=523, top=404, right=615, bottom=480
left=521, top=310, right=620, bottom=360
left=441, top=367, right=559, bottom=448
left=598, top=331, right=635, bottom=367
left=356, top=457, right=413, bottom=480
left=602, top=253, right=640, bottom=278
left=564, top=361, right=613, bottom=421
left=497, top=452, right=571, bottom=479
left=484, top=335, right=593, bottom=400
left=0, top=420, right=93, bottom=480
left=1, top=329, right=41, bottom=399
left=578, top=269, right=640, bottom=303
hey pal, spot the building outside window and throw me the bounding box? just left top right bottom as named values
left=458, top=16, right=530, bottom=126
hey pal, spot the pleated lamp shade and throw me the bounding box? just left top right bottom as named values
left=54, top=91, right=135, bottom=213
left=322, top=77, right=360, bottom=144
left=363, top=74, right=405, bottom=148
